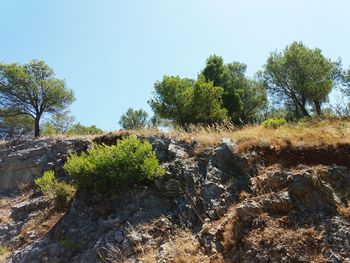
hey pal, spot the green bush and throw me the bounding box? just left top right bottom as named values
left=35, top=171, right=75, bottom=210
left=64, top=136, right=165, bottom=190
left=0, top=245, right=9, bottom=256
left=261, top=118, right=287, bottom=129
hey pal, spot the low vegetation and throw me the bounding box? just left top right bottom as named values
left=0, top=245, right=10, bottom=262
left=261, top=118, right=286, bottom=129
left=64, top=136, right=165, bottom=190
left=0, top=245, right=8, bottom=255
left=35, top=171, right=75, bottom=210
left=127, top=118, right=350, bottom=151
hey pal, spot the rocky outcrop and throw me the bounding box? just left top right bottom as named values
left=0, top=136, right=350, bottom=263
left=0, top=139, right=90, bottom=194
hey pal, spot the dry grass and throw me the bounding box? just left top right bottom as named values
left=0, top=198, right=9, bottom=208
left=241, top=213, right=325, bottom=262
left=115, top=118, right=350, bottom=154
left=0, top=245, right=10, bottom=262
left=19, top=210, right=64, bottom=244
left=337, top=205, right=350, bottom=218
left=165, top=118, right=350, bottom=151
left=140, top=229, right=215, bottom=263
left=2, top=118, right=349, bottom=152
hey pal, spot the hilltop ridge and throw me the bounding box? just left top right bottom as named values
left=0, top=121, right=350, bottom=262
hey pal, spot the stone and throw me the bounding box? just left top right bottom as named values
left=11, top=196, right=51, bottom=221
left=0, top=138, right=90, bottom=193
left=114, top=230, right=125, bottom=243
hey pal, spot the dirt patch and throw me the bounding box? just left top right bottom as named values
left=250, top=143, right=350, bottom=167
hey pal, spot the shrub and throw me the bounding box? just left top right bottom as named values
left=261, top=118, right=287, bottom=129
left=0, top=245, right=8, bottom=256
left=59, top=236, right=85, bottom=251
left=64, top=136, right=165, bottom=190
left=35, top=171, right=75, bottom=210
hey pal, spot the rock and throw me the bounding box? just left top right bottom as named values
left=3, top=136, right=350, bottom=263
left=114, top=230, right=125, bottom=243
left=236, top=199, right=262, bottom=221
left=11, top=196, right=51, bottom=221
left=0, top=138, right=90, bottom=193
left=168, top=141, right=188, bottom=159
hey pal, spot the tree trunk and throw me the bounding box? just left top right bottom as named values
left=34, top=116, right=40, bottom=137
left=314, top=100, right=322, bottom=116
left=300, top=105, right=310, bottom=117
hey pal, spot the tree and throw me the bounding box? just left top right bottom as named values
left=0, top=109, right=33, bottom=139
left=148, top=76, right=194, bottom=127
left=67, top=123, right=103, bottom=135
left=263, top=42, right=338, bottom=118
left=202, top=56, right=267, bottom=123
left=190, top=76, right=228, bottom=124
left=240, top=79, right=267, bottom=123
left=119, top=108, right=149, bottom=130
left=0, top=60, right=75, bottom=137
left=201, top=55, right=228, bottom=88
left=148, top=75, right=228, bottom=127
left=342, top=68, right=350, bottom=97
left=41, top=111, right=76, bottom=135
left=202, top=56, right=242, bottom=120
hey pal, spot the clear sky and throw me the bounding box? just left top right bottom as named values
left=1, top=0, right=350, bottom=130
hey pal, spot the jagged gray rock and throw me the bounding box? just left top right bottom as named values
left=0, top=139, right=90, bottom=193
left=1, top=137, right=350, bottom=263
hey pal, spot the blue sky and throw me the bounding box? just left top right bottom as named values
left=1, top=0, right=350, bottom=130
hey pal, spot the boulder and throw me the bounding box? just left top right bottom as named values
left=0, top=139, right=90, bottom=193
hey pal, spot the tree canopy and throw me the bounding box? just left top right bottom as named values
left=0, top=60, right=75, bottom=137
left=201, top=55, right=267, bottom=124
left=119, top=108, right=149, bottom=130
left=148, top=75, right=227, bottom=127
left=0, top=109, right=33, bottom=139
left=263, top=41, right=339, bottom=118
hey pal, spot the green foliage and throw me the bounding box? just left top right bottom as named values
left=0, top=245, right=8, bottom=256
left=41, top=111, right=103, bottom=136
left=0, top=110, right=33, bottom=139
left=149, top=76, right=194, bottom=127
left=190, top=76, right=228, bottom=124
left=202, top=55, right=229, bottom=88
left=263, top=41, right=339, bottom=118
left=342, top=68, right=350, bottom=98
left=67, top=123, right=103, bottom=135
left=35, top=171, right=75, bottom=210
left=119, top=108, right=149, bottom=130
left=42, top=111, right=76, bottom=136
left=261, top=118, right=287, bottom=129
left=148, top=75, right=228, bottom=127
left=240, top=79, right=267, bottom=123
left=0, top=60, right=75, bottom=137
left=64, top=136, right=165, bottom=190
left=201, top=56, right=267, bottom=124
left=59, top=236, right=85, bottom=251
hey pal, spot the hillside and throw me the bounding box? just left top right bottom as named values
left=0, top=121, right=350, bottom=263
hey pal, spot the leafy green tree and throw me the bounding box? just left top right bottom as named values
left=342, top=68, right=350, bottom=97
left=0, top=109, right=33, bottom=139
left=201, top=55, right=229, bottom=88
left=190, top=76, right=228, bottom=124
left=0, top=60, right=75, bottom=137
left=263, top=41, right=338, bottom=117
left=202, top=56, right=242, bottom=120
left=202, top=56, right=267, bottom=123
left=240, top=79, right=267, bottom=123
left=148, top=76, right=194, bottom=127
left=42, top=111, right=76, bottom=136
left=149, top=75, right=228, bottom=127
left=119, top=108, right=149, bottom=130
left=67, top=123, right=103, bottom=135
